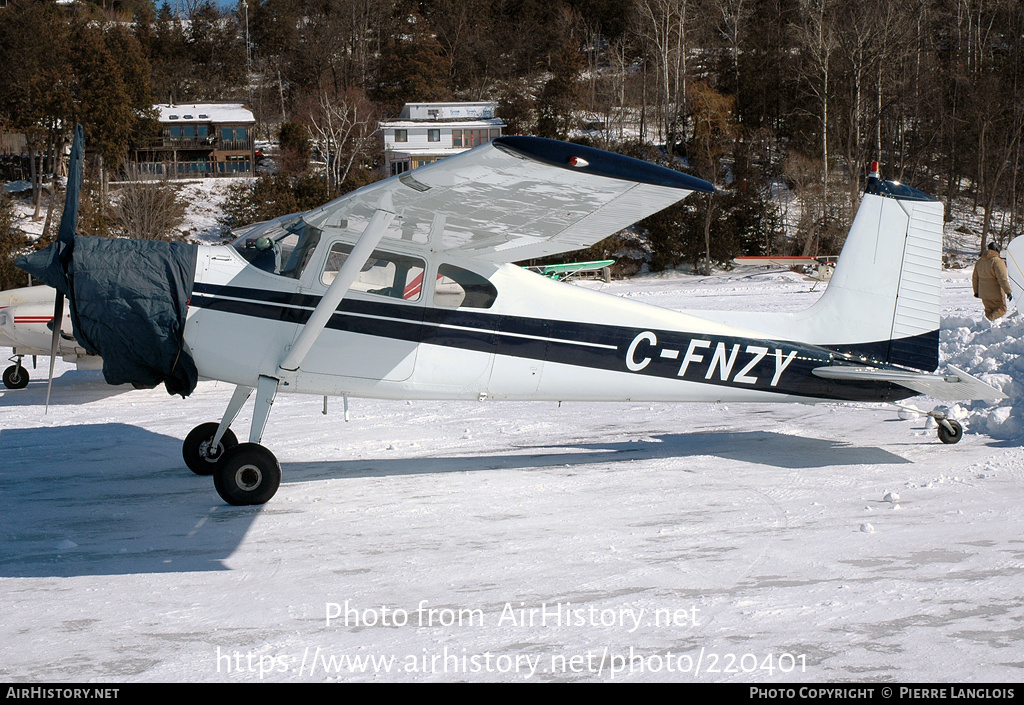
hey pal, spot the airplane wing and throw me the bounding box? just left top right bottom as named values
left=528, top=259, right=616, bottom=280
left=811, top=364, right=1006, bottom=401
left=300, top=136, right=714, bottom=263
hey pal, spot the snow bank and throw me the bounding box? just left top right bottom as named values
left=941, top=311, right=1024, bottom=440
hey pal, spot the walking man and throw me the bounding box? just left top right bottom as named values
left=973, top=242, right=1013, bottom=320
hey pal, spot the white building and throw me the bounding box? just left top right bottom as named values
left=380, top=102, right=505, bottom=176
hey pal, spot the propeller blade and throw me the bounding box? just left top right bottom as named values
left=56, top=124, right=84, bottom=248
left=42, top=125, right=83, bottom=412
left=45, top=291, right=64, bottom=413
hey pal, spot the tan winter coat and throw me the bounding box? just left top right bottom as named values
left=973, top=249, right=1012, bottom=301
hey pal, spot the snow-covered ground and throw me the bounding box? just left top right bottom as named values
left=1, top=267, right=1021, bottom=683
left=175, top=177, right=252, bottom=242
left=7, top=177, right=248, bottom=244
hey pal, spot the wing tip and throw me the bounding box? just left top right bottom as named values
left=492, top=136, right=715, bottom=194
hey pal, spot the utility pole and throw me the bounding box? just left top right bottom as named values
left=242, top=0, right=252, bottom=107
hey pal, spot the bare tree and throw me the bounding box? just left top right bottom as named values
left=793, top=0, right=839, bottom=240
left=633, top=0, right=692, bottom=156
left=298, top=85, right=379, bottom=189
left=113, top=169, right=186, bottom=241
left=0, top=192, right=30, bottom=290
left=715, top=0, right=752, bottom=115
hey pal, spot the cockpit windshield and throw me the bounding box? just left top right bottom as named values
left=230, top=217, right=321, bottom=280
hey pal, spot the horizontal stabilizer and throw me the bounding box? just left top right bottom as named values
left=812, top=364, right=1006, bottom=402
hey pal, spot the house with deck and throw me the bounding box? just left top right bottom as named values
left=131, top=103, right=256, bottom=178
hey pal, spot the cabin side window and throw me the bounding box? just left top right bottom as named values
left=321, top=243, right=425, bottom=301
left=433, top=264, right=497, bottom=309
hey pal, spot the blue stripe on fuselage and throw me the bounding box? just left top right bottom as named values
left=190, top=282, right=919, bottom=403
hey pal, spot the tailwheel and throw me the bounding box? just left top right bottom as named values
left=214, top=443, right=281, bottom=506
left=183, top=422, right=238, bottom=475
left=3, top=364, right=29, bottom=390
left=937, top=419, right=963, bottom=445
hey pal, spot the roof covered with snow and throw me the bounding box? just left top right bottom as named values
left=379, top=119, right=504, bottom=129
left=155, top=104, right=255, bottom=125
left=398, top=102, right=499, bottom=121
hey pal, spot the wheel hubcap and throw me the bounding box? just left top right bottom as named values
left=200, top=438, right=222, bottom=461
left=235, top=464, right=263, bottom=491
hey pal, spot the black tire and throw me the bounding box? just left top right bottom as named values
left=937, top=419, right=963, bottom=444
left=213, top=443, right=281, bottom=506
left=183, top=422, right=238, bottom=476
left=3, top=364, right=29, bottom=390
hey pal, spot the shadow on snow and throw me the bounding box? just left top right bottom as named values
left=0, top=424, right=908, bottom=579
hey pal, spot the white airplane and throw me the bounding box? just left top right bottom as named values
left=732, top=254, right=837, bottom=290
left=18, top=129, right=1013, bottom=506
left=0, top=284, right=101, bottom=389
left=525, top=259, right=615, bottom=282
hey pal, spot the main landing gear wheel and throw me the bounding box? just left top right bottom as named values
left=213, top=443, right=281, bottom=506
left=183, top=422, right=238, bottom=475
left=3, top=364, right=29, bottom=390
left=937, top=419, right=964, bottom=445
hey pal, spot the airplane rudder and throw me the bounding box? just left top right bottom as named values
left=889, top=199, right=943, bottom=370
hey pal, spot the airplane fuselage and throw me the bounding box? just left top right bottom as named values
left=0, top=286, right=96, bottom=362
left=185, top=241, right=913, bottom=407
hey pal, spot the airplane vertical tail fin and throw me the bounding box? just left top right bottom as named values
left=794, top=171, right=943, bottom=371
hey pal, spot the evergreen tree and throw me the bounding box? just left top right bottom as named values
left=147, top=2, right=190, bottom=103
left=372, top=1, right=451, bottom=114
left=278, top=121, right=311, bottom=176
left=221, top=175, right=298, bottom=229
left=105, top=23, right=159, bottom=148
left=719, top=140, right=785, bottom=257
left=0, top=0, right=74, bottom=216
left=497, top=81, right=536, bottom=135
left=71, top=24, right=135, bottom=173
left=75, top=171, right=115, bottom=239
left=0, top=193, right=30, bottom=291
left=536, top=40, right=584, bottom=140
left=187, top=1, right=246, bottom=100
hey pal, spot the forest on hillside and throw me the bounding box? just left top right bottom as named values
left=1, top=0, right=1023, bottom=285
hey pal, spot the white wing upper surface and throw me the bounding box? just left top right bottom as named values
left=300, top=137, right=714, bottom=263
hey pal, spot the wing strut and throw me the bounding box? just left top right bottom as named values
left=278, top=208, right=395, bottom=374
